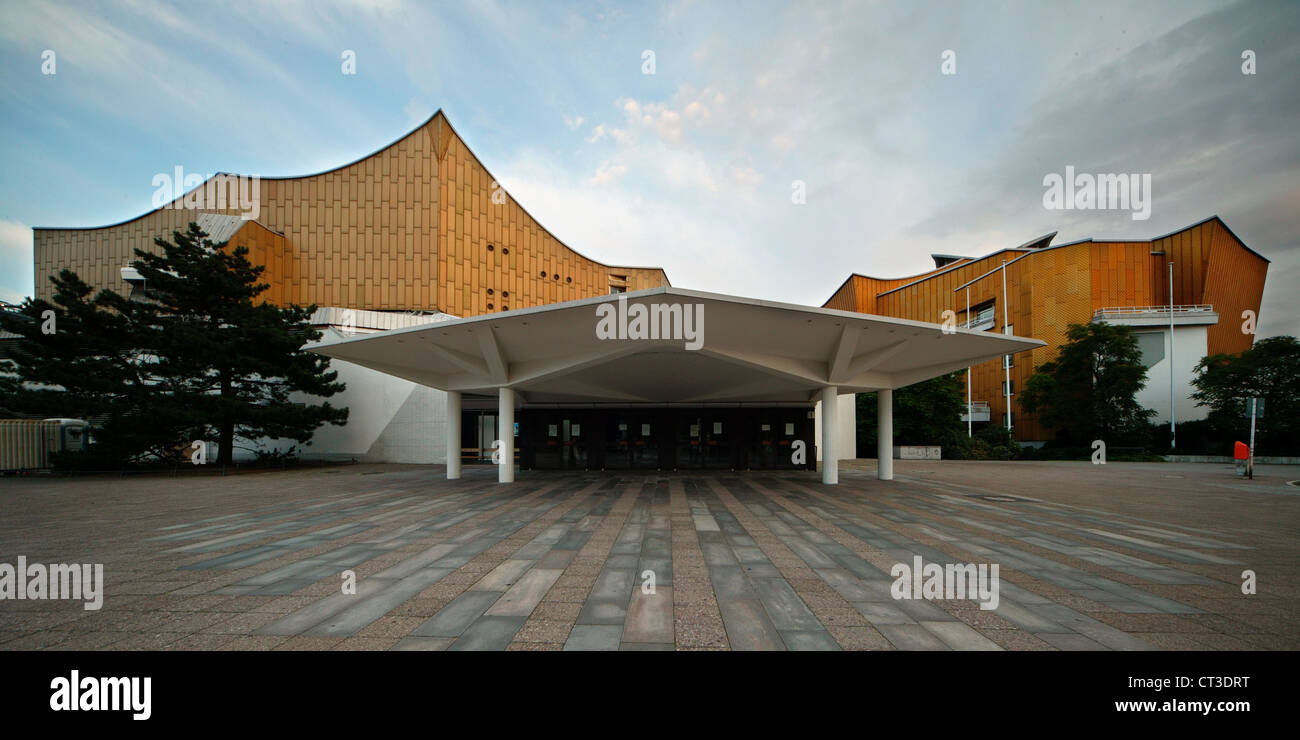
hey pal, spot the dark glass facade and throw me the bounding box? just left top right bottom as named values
left=505, top=407, right=816, bottom=471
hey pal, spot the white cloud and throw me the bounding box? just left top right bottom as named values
left=585, top=123, right=631, bottom=144
left=617, top=98, right=686, bottom=145
left=589, top=160, right=627, bottom=185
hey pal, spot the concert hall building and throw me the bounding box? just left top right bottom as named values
left=30, top=110, right=1110, bottom=481
left=824, top=217, right=1268, bottom=443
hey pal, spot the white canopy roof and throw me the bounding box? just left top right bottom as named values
left=310, top=287, right=1044, bottom=405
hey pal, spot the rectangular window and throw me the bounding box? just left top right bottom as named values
left=1003, top=379, right=1015, bottom=395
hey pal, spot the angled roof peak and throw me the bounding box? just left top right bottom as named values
left=930, top=253, right=968, bottom=269
left=1014, top=231, right=1057, bottom=251
left=418, top=108, right=455, bottom=162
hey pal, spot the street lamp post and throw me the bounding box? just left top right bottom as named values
left=966, top=286, right=972, bottom=438
left=1001, top=259, right=1011, bottom=431
left=954, top=260, right=1017, bottom=435
left=1169, top=261, right=1176, bottom=450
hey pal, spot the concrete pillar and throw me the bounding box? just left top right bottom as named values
left=877, top=388, right=894, bottom=481
left=498, top=387, right=515, bottom=483
left=446, top=391, right=461, bottom=480
left=821, top=385, right=838, bottom=485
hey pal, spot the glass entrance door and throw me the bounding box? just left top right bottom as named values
left=675, top=413, right=733, bottom=469
left=603, top=415, right=660, bottom=469
left=603, top=417, right=632, bottom=470
left=629, top=416, right=659, bottom=469
left=528, top=414, right=591, bottom=470
left=561, top=418, right=588, bottom=469
left=476, top=414, right=497, bottom=463
left=748, top=411, right=805, bottom=469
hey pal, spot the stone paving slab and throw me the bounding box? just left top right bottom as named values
left=623, top=587, right=673, bottom=644
left=485, top=569, right=564, bottom=617
left=564, top=624, right=622, bottom=651
left=448, top=616, right=526, bottom=650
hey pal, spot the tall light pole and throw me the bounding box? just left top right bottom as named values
left=965, top=286, right=972, bottom=437
left=954, top=259, right=1017, bottom=434
left=1001, top=259, right=1011, bottom=431
left=1169, top=260, right=1176, bottom=450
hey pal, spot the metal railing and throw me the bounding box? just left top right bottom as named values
left=964, top=307, right=997, bottom=330
left=461, top=446, right=519, bottom=464
left=1093, top=304, right=1213, bottom=320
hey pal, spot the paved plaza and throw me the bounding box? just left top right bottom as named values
left=0, top=461, right=1296, bottom=650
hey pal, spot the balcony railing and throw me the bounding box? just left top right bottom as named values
left=965, top=307, right=996, bottom=331
left=1093, top=304, right=1213, bottom=321
left=960, top=401, right=991, bottom=422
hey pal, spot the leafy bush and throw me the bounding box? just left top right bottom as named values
left=947, top=425, right=1021, bottom=460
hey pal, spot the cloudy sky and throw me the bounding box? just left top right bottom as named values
left=1, top=0, right=1295, bottom=337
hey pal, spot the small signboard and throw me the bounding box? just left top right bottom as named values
left=1242, top=398, right=1265, bottom=418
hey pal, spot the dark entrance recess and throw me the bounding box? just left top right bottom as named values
left=515, top=407, right=815, bottom=471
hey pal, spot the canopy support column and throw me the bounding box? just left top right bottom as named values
left=498, top=387, right=515, bottom=483
left=821, top=386, right=838, bottom=485
left=446, top=391, right=461, bottom=480
left=877, top=388, right=894, bottom=481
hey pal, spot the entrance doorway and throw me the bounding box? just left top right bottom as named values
left=603, top=413, right=662, bottom=470
left=518, top=406, right=815, bottom=472
left=675, top=412, right=734, bottom=469
left=527, top=415, right=590, bottom=470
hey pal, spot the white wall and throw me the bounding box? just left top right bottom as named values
left=242, top=325, right=448, bottom=463
left=1135, top=324, right=1209, bottom=424
left=363, top=382, right=448, bottom=463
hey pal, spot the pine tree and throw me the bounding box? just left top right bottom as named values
left=0, top=269, right=176, bottom=464
left=1, top=222, right=348, bottom=467
left=131, top=222, right=348, bottom=466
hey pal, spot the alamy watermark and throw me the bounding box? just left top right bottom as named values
left=1, top=556, right=103, bottom=610
left=50, top=670, right=150, bottom=720
left=595, top=295, right=704, bottom=350
left=1042, top=165, right=1151, bottom=221
left=891, top=555, right=999, bottom=610
left=152, top=167, right=260, bottom=220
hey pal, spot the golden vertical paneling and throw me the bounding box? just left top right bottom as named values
left=32, top=112, right=670, bottom=316
left=822, top=220, right=1266, bottom=442
left=1202, top=221, right=1268, bottom=357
